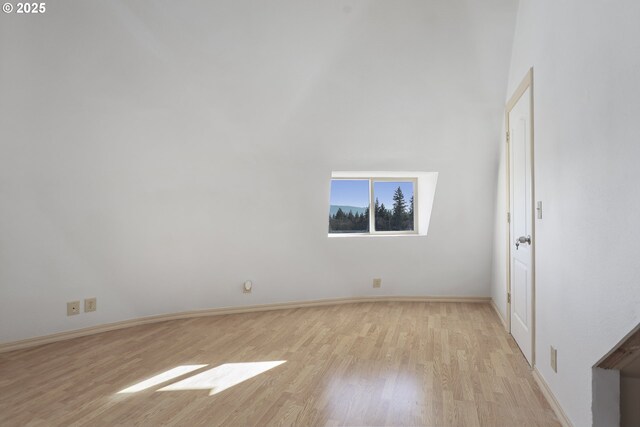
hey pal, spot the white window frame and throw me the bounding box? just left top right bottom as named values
left=329, top=177, right=418, bottom=236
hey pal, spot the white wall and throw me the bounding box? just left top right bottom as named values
left=491, top=0, right=640, bottom=425
left=0, top=0, right=518, bottom=344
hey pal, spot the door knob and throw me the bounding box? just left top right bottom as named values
left=515, top=235, right=531, bottom=249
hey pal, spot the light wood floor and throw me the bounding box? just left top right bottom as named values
left=0, top=302, right=560, bottom=426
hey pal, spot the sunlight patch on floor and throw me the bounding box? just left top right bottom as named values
left=158, top=361, right=286, bottom=396
left=117, top=365, right=208, bottom=394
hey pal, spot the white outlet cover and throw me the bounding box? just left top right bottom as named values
left=67, top=301, right=80, bottom=316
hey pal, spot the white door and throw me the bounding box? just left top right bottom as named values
left=508, top=84, right=534, bottom=365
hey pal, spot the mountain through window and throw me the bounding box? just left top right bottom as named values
left=329, top=178, right=416, bottom=235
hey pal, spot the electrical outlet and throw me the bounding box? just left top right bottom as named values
left=550, top=346, right=558, bottom=372
left=373, top=278, right=382, bottom=288
left=84, top=297, right=97, bottom=312
left=67, top=301, right=80, bottom=316
left=243, top=280, right=252, bottom=294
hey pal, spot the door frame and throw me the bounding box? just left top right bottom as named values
left=505, top=68, right=536, bottom=367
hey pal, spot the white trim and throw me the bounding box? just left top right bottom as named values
left=490, top=298, right=508, bottom=331
left=532, top=368, right=574, bottom=427
left=0, top=296, right=490, bottom=353
left=328, top=233, right=425, bottom=238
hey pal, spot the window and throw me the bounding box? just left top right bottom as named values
left=373, top=180, right=415, bottom=232
left=328, top=180, right=370, bottom=233
left=329, top=177, right=417, bottom=235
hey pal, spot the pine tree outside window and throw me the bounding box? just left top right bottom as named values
left=329, top=178, right=417, bottom=235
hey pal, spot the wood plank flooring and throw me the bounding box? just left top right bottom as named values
left=0, top=302, right=560, bottom=426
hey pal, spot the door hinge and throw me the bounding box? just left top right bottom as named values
left=506, top=131, right=510, bottom=144
left=507, top=293, right=511, bottom=304
left=507, top=212, right=511, bottom=223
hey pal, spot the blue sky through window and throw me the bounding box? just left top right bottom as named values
left=329, top=180, right=414, bottom=209
left=330, top=180, right=369, bottom=208
left=373, top=181, right=414, bottom=209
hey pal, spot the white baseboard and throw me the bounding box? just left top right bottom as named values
left=532, top=368, right=573, bottom=427
left=490, top=298, right=508, bottom=330
left=0, top=295, right=490, bottom=353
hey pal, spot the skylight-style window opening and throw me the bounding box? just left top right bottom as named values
left=329, top=178, right=417, bottom=235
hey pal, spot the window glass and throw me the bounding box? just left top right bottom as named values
left=328, top=180, right=370, bottom=233
left=373, top=181, right=414, bottom=232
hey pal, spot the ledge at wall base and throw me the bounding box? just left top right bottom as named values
left=0, top=295, right=490, bottom=353
left=532, top=368, right=574, bottom=427
left=490, top=298, right=508, bottom=331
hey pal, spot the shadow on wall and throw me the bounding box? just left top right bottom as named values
left=592, top=323, right=640, bottom=427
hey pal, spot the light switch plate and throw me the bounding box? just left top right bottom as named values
left=537, top=201, right=543, bottom=219
left=84, top=298, right=97, bottom=312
